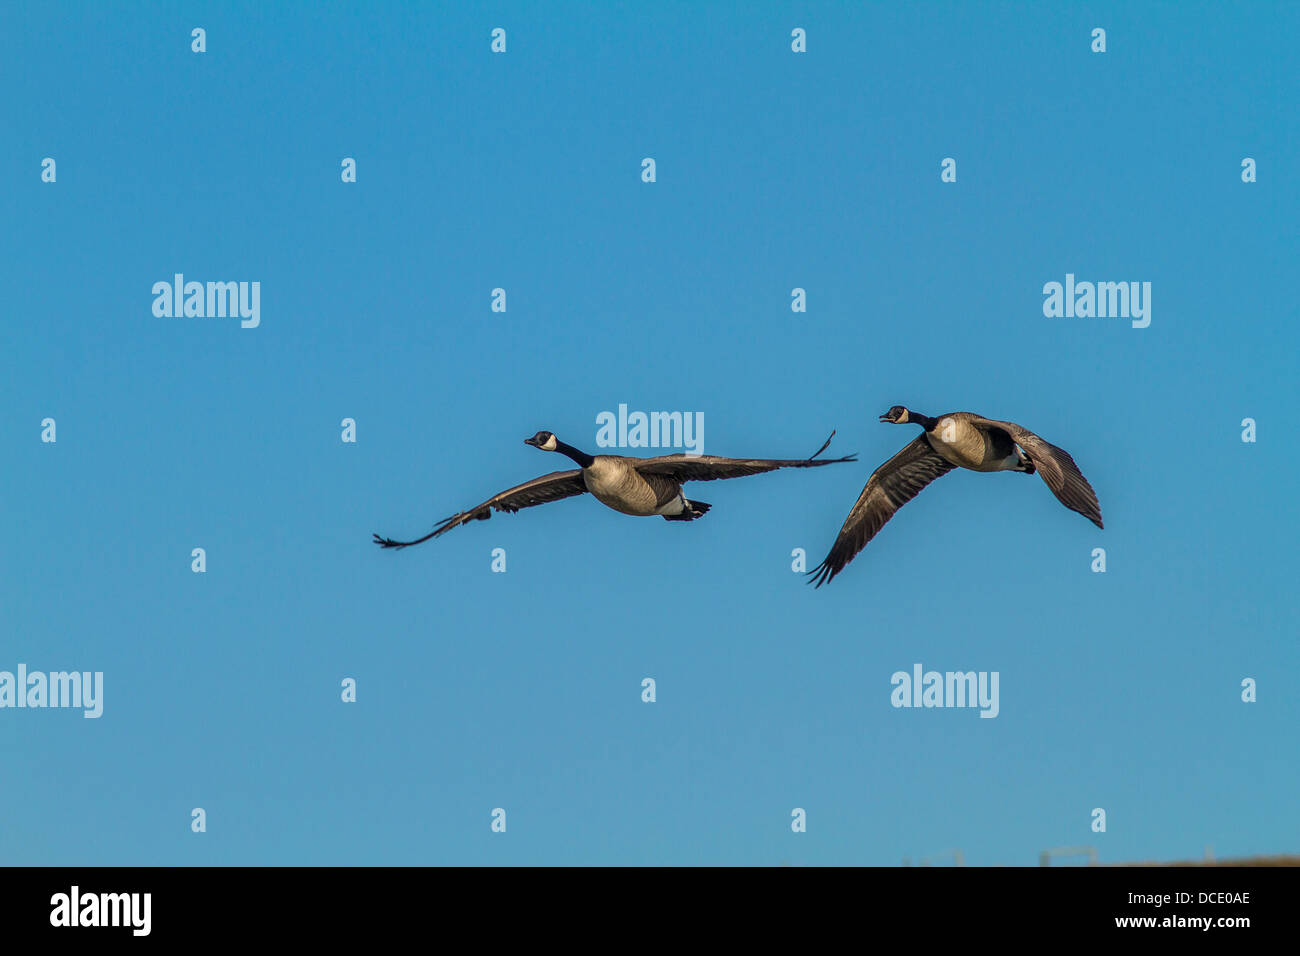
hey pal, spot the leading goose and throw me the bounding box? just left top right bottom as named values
left=374, top=430, right=856, bottom=549
left=808, top=406, right=1103, bottom=587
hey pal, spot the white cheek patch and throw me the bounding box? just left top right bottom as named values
left=542, top=435, right=558, bottom=451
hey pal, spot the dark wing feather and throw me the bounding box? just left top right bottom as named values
left=808, top=436, right=955, bottom=587
left=965, top=416, right=1103, bottom=529
left=373, top=469, right=588, bottom=549
left=634, top=431, right=856, bottom=483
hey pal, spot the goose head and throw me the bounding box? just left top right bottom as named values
left=880, top=405, right=911, bottom=424
left=524, top=430, right=559, bottom=451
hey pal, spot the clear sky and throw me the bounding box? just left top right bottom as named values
left=2, top=1, right=1296, bottom=866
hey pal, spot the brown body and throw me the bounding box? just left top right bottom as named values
left=922, top=412, right=1026, bottom=472
left=582, top=456, right=688, bottom=516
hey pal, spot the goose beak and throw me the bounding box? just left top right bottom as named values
left=523, top=437, right=539, bottom=447
left=879, top=413, right=892, bottom=423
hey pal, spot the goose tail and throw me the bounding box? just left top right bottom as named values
left=662, top=499, right=711, bottom=522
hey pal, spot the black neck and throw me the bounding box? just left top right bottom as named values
left=554, top=440, right=595, bottom=468
left=910, top=413, right=938, bottom=431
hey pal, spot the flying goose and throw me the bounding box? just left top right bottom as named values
left=374, top=430, right=856, bottom=549
left=808, top=407, right=1103, bottom=587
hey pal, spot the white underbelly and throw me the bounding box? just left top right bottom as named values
left=653, top=494, right=687, bottom=516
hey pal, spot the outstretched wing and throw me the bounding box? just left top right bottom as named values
left=808, top=436, right=956, bottom=587
left=373, top=470, right=588, bottom=549
left=634, top=430, right=857, bottom=483
left=965, top=416, right=1103, bottom=529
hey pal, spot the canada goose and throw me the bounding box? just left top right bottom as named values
left=374, top=430, right=856, bottom=548
left=808, top=407, right=1102, bottom=587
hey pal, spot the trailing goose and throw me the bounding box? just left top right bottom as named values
left=374, top=430, right=856, bottom=549
left=808, top=406, right=1103, bottom=587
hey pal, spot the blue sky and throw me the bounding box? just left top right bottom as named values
left=1, top=1, right=1296, bottom=865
